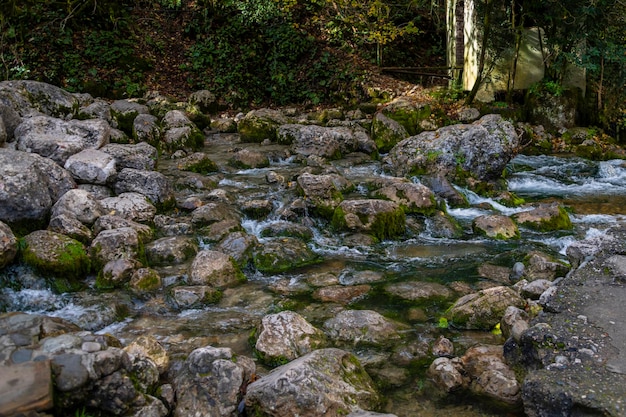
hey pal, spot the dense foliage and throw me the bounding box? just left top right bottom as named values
left=0, top=0, right=441, bottom=106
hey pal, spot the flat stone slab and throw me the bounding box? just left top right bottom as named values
left=510, top=225, right=626, bottom=417
left=0, top=360, right=53, bottom=415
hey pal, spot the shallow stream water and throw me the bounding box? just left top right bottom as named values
left=3, top=134, right=626, bottom=416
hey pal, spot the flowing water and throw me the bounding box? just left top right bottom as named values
left=3, top=135, right=626, bottom=416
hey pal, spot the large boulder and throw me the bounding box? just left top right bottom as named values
left=277, top=124, right=372, bottom=159
left=252, top=237, right=319, bottom=273
left=160, top=110, right=204, bottom=153
left=472, top=214, right=520, bottom=240
left=253, top=311, right=327, bottom=366
left=0, top=80, right=79, bottom=118
left=0, top=102, right=23, bottom=141
left=100, top=142, right=158, bottom=171
left=296, top=173, right=351, bottom=218
left=238, top=108, right=288, bottom=142
left=64, top=149, right=117, bottom=185
left=323, top=309, right=402, bottom=348
left=90, top=227, right=142, bottom=269
left=99, top=193, right=157, bottom=223
left=513, top=204, right=572, bottom=232
left=15, top=116, right=110, bottom=165
left=244, top=348, right=382, bottom=417
left=145, top=236, right=199, bottom=266
left=113, top=168, right=174, bottom=206
left=172, top=346, right=255, bottom=417
left=370, top=112, right=409, bottom=153
left=50, top=188, right=104, bottom=226
left=371, top=180, right=436, bottom=215
left=446, top=286, right=525, bottom=330
left=21, top=230, right=90, bottom=282
left=0, top=149, right=76, bottom=230
left=384, top=114, right=519, bottom=183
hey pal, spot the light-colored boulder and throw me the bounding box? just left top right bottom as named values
left=90, top=227, right=141, bottom=268
left=333, top=199, right=405, bottom=240
left=64, top=148, right=117, bottom=185
left=428, top=357, right=468, bottom=392
left=145, top=236, right=199, bottom=266
left=15, top=115, right=110, bottom=165
left=323, top=309, right=402, bottom=347
left=100, top=142, right=158, bottom=171
left=0, top=221, right=18, bottom=269
left=244, top=348, right=381, bottom=417
left=373, top=181, right=436, bottom=215
left=22, top=230, right=90, bottom=280
left=446, top=286, right=525, bottom=330
left=254, top=311, right=327, bottom=365
left=370, top=112, right=409, bottom=153
left=473, top=214, right=520, bottom=240
left=113, top=168, right=173, bottom=206
left=50, top=189, right=104, bottom=226
left=188, top=249, right=245, bottom=287
left=99, top=192, right=157, bottom=223
left=513, top=204, right=572, bottom=232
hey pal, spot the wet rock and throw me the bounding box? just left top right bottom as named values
left=477, top=263, right=513, bottom=284
left=191, top=202, right=241, bottom=228
left=188, top=249, right=245, bottom=287
left=244, top=348, right=381, bottom=417
left=446, top=286, right=525, bottom=330
left=384, top=281, right=452, bottom=304
left=0, top=221, right=18, bottom=269
left=90, top=227, right=141, bottom=269
left=15, top=116, right=110, bottom=166
left=432, top=336, right=455, bottom=357
left=473, top=214, right=519, bottom=240
left=214, top=231, right=258, bottom=267
left=428, top=357, right=468, bottom=392
left=323, top=309, right=402, bottom=347
left=333, top=199, right=405, bottom=240
left=313, top=284, right=371, bottom=305
left=461, top=344, right=521, bottom=406
left=99, top=192, right=157, bottom=223
left=229, top=148, right=269, bottom=169
left=50, top=189, right=104, bottom=226
left=22, top=230, right=90, bottom=281
left=384, top=114, right=519, bottom=183
left=100, top=142, right=158, bottom=171
left=421, top=174, right=469, bottom=208
left=175, top=152, right=218, bottom=174
left=372, top=181, right=436, bottom=215
left=93, top=215, right=154, bottom=243
left=129, top=267, right=162, bottom=295
left=172, top=346, right=255, bottom=417
left=0, top=149, right=76, bottom=230
left=370, top=112, right=409, bottom=153
left=124, top=335, right=169, bottom=376
left=513, top=204, right=572, bottom=232
left=240, top=199, right=274, bottom=219
left=426, top=210, right=465, bottom=239
left=260, top=221, right=313, bottom=241
left=145, top=236, right=199, bottom=266
left=132, top=114, right=160, bottom=144
left=297, top=172, right=351, bottom=217
left=238, top=108, right=288, bottom=142
left=500, top=306, right=529, bottom=342
left=253, top=311, right=327, bottom=366
left=170, top=285, right=223, bottom=309
left=110, top=99, right=150, bottom=135
left=252, top=237, right=319, bottom=273
left=523, top=251, right=569, bottom=281
left=113, top=168, right=173, bottom=206
left=338, top=270, right=384, bottom=285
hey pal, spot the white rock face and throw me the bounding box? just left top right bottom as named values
left=64, top=148, right=116, bottom=185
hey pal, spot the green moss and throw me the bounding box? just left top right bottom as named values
left=184, top=157, right=219, bottom=174
left=534, top=206, right=573, bottom=231
left=369, top=208, right=406, bottom=240
left=22, top=239, right=91, bottom=282
left=111, top=109, right=138, bottom=136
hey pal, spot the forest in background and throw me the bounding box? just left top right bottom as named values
left=0, top=0, right=624, bottom=135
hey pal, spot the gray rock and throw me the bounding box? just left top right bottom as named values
left=0, top=149, right=76, bottom=228
left=191, top=202, right=241, bottom=228
left=78, top=99, right=112, bottom=122
left=64, top=148, right=117, bottom=185
left=110, top=99, right=149, bottom=135
left=100, top=142, right=158, bottom=171
left=323, top=309, right=402, bottom=347
left=0, top=80, right=78, bottom=118
left=188, top=90, right=218, bottom=113
left=99, top=259, right=140, bottom=289
left=0, top=102, right=23, bottom=141
left=384, top=114, right=519, bottom=182
left=114, top=168, right=173, bottom=205
left=333, top=199, right=405, bottom=240
left=296, top=172, right=351, bottom=216
left=93, top=215, right=154, bottom=243
left=238, top=108, right=289, bottom=142
left=277, top=124, right=370, bottom=159
left=252, top=237, right=318, bottom=273
left=446, top=286, right=525, bottom=330
left=370, top=112, right=409, bottom=153
left=500, top=306, right=529, bottom=342
left=90, top=227, right=141, bottom=268
left=132, top=114, right=160, bottom=145
left=170, top=285, right=222, bottom=309
left=188, top=249, right=245, bottom=287
left=145, top=236, right=199, bottom=266
left=513, top=204, right=572, bottom=232
left=22, top=230, right=90, bottom=280
left=15, top=116, right=110, bottom=165
left=384, top=281, right=452, bottom=303
left=245, top=348, right=381, bottom=417
left=523, top=251, right=569, bottom=281
left=0, top=221, right=18, bottom=269
left=229, top=148, right=269, bottom=169
left=521, top=279, right=554, bottom=299
left=51, top=189, right=104, bottom=226
left=254, top=311, right=326, bottom=365
left=372, top=180, right=435, bottom=214
left=173, top=346, right=255, bottom=417
left=48, top=214, right=93, bottom=244
left=99, top=192, right=157, bottom=223
left=428, top=357, right=468, bottom=392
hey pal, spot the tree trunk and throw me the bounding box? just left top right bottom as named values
left=466, top=0, right=494, bottom=105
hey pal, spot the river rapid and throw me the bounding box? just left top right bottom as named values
left=3, top=131, right=626, bottom=416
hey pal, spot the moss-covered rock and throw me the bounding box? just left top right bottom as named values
left=472, top=214, right=520, bottom=240
left=252, top=237, right=319, bottom=273
left=513, top=204, right=572, bottom=232
left=446, top=286, right=525, bottom=330
left=238, top=108, right=288, bottom=142
left=381, top=97, right=431, bottom=136
left=21, top=230, right=91, bottom=283
left=332, top=199, right=406, bottom=240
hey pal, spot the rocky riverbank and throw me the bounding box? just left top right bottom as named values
left=1, top=80, right=625, bottom=416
